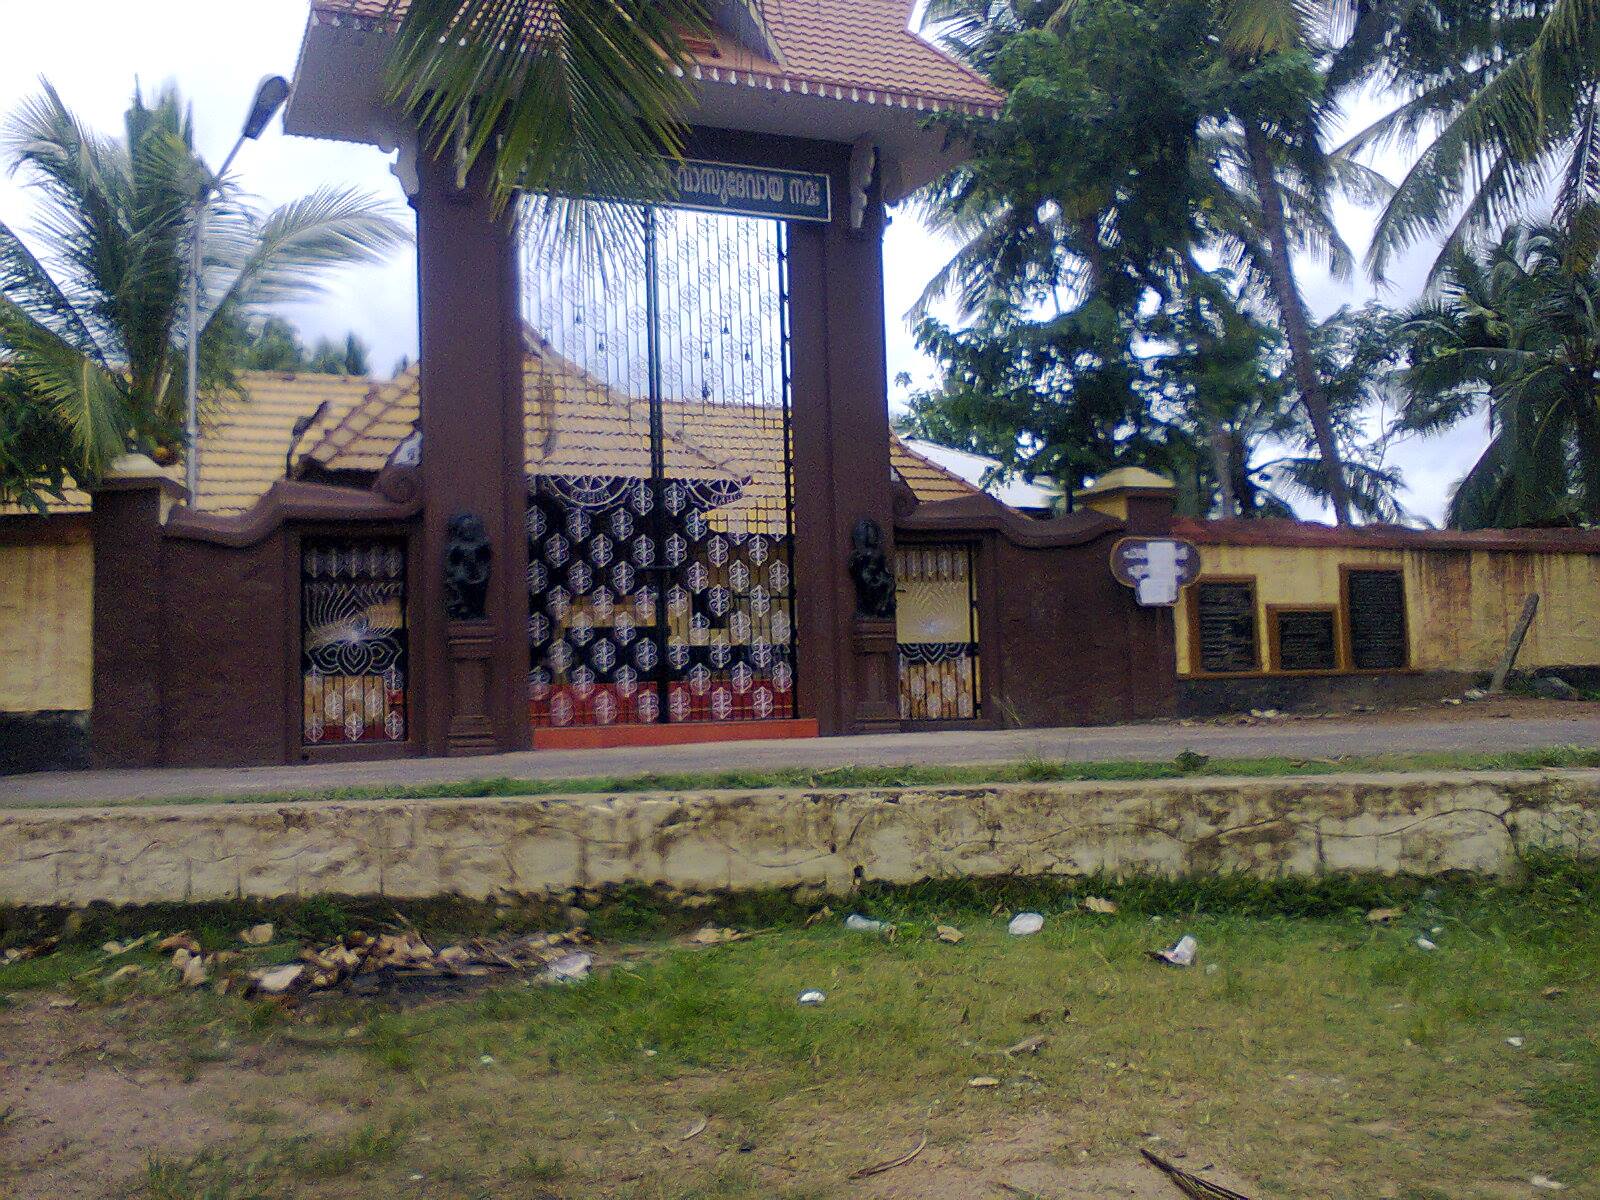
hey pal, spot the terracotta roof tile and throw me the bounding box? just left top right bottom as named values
left=7, top=371, right=373, bottom=518
left=301, top=339, right=981, bottom=532
left=309, top=0, right=1003, bottom=114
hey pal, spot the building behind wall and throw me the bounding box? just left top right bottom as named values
left=1168, top=516, right=1600, bottom=714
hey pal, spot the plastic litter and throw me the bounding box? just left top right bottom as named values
left=1506, top=1036, right=1525, bottom=1048
left=1007, top=913, right=1045, bottom=937
left=798, top=989, right=826, bottom=1005
left=845, top=914, right=885, bottom=932
left=1415, top=936, right=1438, bottom=952
left=545, top=950, right=593, bottom=982
left=1150, top=934, right=1198, bottom=967
left=1532, top=1175, right=1567, bottom=1190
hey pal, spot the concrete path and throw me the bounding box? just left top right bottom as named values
left=2, top=699, right=1595, bottom=808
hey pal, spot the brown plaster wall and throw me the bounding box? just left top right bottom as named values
left=89, top=478, right=423, bottom=769
left=982, top=531, right=1176, bottom=726
left=898, top=498, right=1177, bottom=727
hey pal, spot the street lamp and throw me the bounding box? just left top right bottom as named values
left=184, top=74, right=291, bottom=503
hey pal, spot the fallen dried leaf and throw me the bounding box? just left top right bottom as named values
left=1003, top=1034, right=1049, bottom=1058
left=1541, top=986, right=1568, bottom=999
left=1141, top=1148, right=1253, bottom=1199
left=848, top=1134, right=927, bottom=1180
left=803, top=906, right=833, bottom=928
left=1084, top=897, right=1118, bottom=915
left=106, top=964, right=141, bottom=983
left=679, top=1116, right=709, bottom=1142
left=936, top=925, right=964, bottom=944
left=239, top=923, right=275, bottom=946
left=686, top=927, right=748, bottom=946
left=968, top=1076, right=1000, bottom=1088
left=1366, top=907, right=1405, bottom=924
left=158, top=933, right=200, bottom=954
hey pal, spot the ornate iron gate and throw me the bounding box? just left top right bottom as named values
left=895, top=542, right=981, bottom=720
left=301, top=537, right=408, bottom=744
left=520, top=202, right=797, bottom=727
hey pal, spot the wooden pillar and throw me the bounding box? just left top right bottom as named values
left=787, top=155, right=898, bottom=735
left=413, top=153, right=531, bottom=755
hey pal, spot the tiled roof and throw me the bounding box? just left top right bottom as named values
left=191, top=372, right=375, bottom=513
left=301, top=337, right=981, bottom=529
left=307, top=0, right=1004, bottom=115
left=7, top=371, right=373, bottom=517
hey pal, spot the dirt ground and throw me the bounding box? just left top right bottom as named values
left=3, top=871, right=1594, bottom=1200
left=0, top=992, right=1261, bottom=1200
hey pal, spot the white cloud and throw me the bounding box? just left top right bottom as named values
left=1, top=2, right=1485, bottom=521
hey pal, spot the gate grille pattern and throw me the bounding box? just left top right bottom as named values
left=301, top=538, right=407, bottom=744
left=521, top=202, right=796, bottom=727
left=895, top=543, right=980, bottom=721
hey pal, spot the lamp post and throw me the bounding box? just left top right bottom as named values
left=184, top=74, right=291, bottom=504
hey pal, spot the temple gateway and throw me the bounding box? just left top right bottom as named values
left=21, top=0, right=1160, bottom=768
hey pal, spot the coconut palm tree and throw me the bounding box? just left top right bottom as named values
left=0, top=81, right=408, bottom=507
left=1334, top=0, right=1600, bottom=277
left=1394, top=212, right=1600, bottom=529
left=917, top=0, right=1381, bottom=523
left=384, top=0, right=711, bottom=208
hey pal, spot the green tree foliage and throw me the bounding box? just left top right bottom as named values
left=913, top=0, right=1388, bottom=523
left=1335, top=0, right=1600, bottom=277
left=0, top=81, right=408, bottom=509
left=1394, top=213, right=1600, bottom=529
left=902, top=289, right=1408, bottom=523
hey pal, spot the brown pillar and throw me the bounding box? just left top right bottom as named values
left=787, top=157, right=898, bottom=735
left=414, top=152, right=531, bottom=755
left=89, top=467, right=181, bottom=767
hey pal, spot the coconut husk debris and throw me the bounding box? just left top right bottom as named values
left=138, top=925, right=595, bottom=1001
left=244, top=927, right=595, bottom=998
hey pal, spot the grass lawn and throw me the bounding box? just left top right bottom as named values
left=2, top=863, right=1597, bottom=1199
left=8, top=744, right=1598, bottom=810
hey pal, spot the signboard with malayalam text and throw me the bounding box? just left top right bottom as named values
left=668, top=159, right=832, bottom=223
left=1109, top=537, right=1201, bottom=607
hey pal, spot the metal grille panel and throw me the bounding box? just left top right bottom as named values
left=301, top=537, right=408, bottom=744
left=520, top=202, right=796, bottom=727
left=895, top=542, right=980, bottom=721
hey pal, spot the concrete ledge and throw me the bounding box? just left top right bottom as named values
left=4, top=771, right=1599, bottom=907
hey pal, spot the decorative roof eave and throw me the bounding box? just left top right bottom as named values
left=683, top=62, right=1003, bottom=120
left=294, top=6, right=1003, bottom=130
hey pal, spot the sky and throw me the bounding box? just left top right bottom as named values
left=0, top=0, right=1494, bottom=524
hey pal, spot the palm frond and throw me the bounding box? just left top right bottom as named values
left=0, top=216, right=103, bottom=361
left=205, top=186, right=410, bottom=317
left=384, top=0, right=709, bottom=209
left=0, top=296, right=128, bottom=481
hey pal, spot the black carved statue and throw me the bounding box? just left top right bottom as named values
left=847, top=517, right=896, bottom=619
left=444, top=512, right=492, bottom=620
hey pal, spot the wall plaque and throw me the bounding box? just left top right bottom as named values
left=1347, top=569, right=1407, bottom=669
left=1195, top=581, right=1258, bottom=673
left=1275, top=608, right=1338, bottom=672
